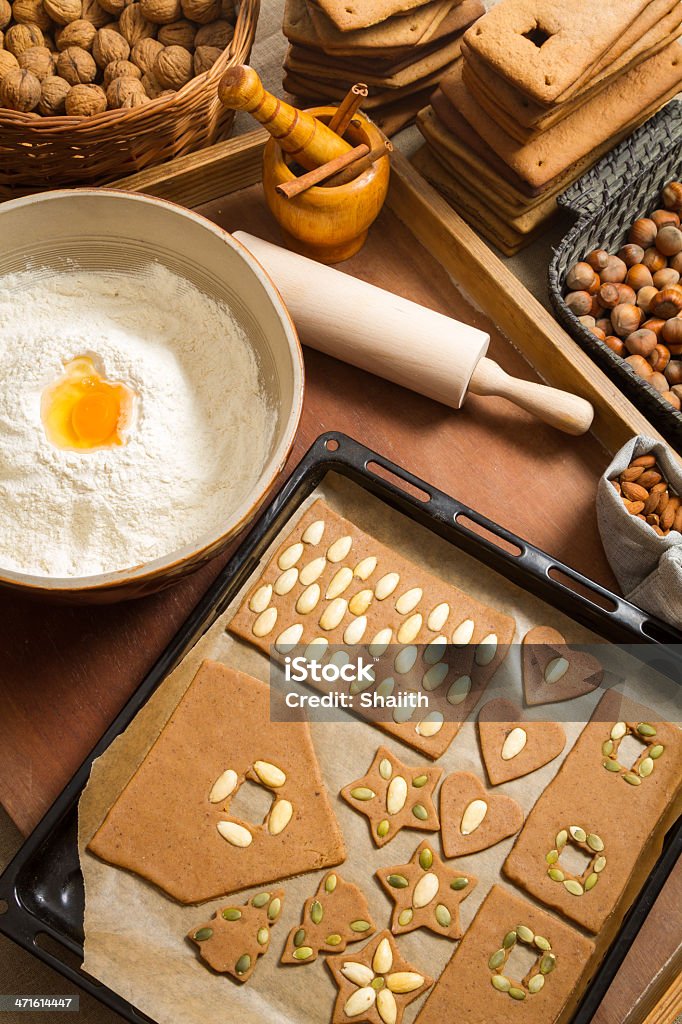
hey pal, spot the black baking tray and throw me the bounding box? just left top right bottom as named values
left=0, top=431, right=680, bottom=1024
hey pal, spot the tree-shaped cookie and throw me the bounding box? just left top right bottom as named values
left=341, top=746, right=441, bottom=848
left=327, top=930, right=433, bottom=1024
left=281, top=871, right=377, bottom=965
left=188, top=889, right=284, bottom=983
left=376, top=841, right=477, bottom=940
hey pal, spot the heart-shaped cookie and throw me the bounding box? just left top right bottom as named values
left=522, top=626, right=604, bottom=707
left=440, top=771, right=524, bottom=858
left=478, top=698, right=566, bottom=785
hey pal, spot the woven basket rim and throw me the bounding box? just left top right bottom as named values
left=0, top=0, right=258, bottom=133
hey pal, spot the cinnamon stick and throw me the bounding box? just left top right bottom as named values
left=276, top=143, right=371, bottom=199
left=325, top=140, right=393, bottom=187
left=328, top=82, right=368, bottom=137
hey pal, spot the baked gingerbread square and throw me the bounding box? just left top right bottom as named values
left=88, top=661, right=346, bottom=903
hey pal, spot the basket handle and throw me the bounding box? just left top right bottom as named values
left=231, top=0, right=261, bottom=64
left=557, top=99, right=681, bottom=221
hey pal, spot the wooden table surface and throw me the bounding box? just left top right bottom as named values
left=0, top=190, right=679, bottom=1023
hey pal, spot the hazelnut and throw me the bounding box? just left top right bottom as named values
left=596, top=317, right=612, bottom=334
left=5, top=22, right=44, bottom=55
left=651, top=209, right=680, bottom=230
left=604, top=335, right=625, bottom=357
left=591, top=327, right=606, bottom=341
left=637, top=285, right=658, bottom=314
left=654, top=268, right=680, bottom=290
left=64, top=79, right=105, bottom=112
left=629, top=217, right=658, bottom=249
left=565, top=261, right=596, bottom=292
left=598, top=282, right=620, bottom=309
left=139, top=0, right=180, bottom=21
left=586, top=273, right=601, bottom=296
left=662, top=181, right=682, bottom=214
left=193, top=42, right=220, bottom=73
left=57, top=44, right=96, bottom=82
left=45, top=0, right=83, bottom=23
left=618, top=243, right=645, bottom=268
left=17, top=45, right=55, bottom=79
left=152, top=41, right=190, bottom=86
left=564, top=291, right=592, bottom=316
left=672, top=384, right=682, bottom=402
left=642, top=247, right=667, bottom=274
left=670, top=252, right=682, bottom=275
left=611, top=303, right=642, bottom=337
left=625, top=354, right=653, bottom=378
left=662, top=390, right=681, bottom=410
left=626, top=263, right=653, bottom=291
left=665, top=360, right=682, bottom=386
left=577, top=315, right=596, bottom=331
left=92, top=25, right=129, bottom=65
left=624, top=329, right=657, bottom=357
left=0, top=65, right=40, bottom=108
left=156, top=18, right=193, bottom=46
left=130, top=34, right=162, bottom=71
left=194, top=17, right=232, bottom=46
left=656, top=225, right=682, bottom=257
left=56, top=18, right=97, bottom=49
left=180, top=0, right=218, bottom=21
left=0, top=49, right=20, bottom=78
left=649, top=371, right=669, bottom=394
left=12, top=0, right=52, bottom=29
left=648, top=344, right=670, bottom=372
left=589, top=294, right=602, bottom=318
left=0, top=0, right=11, bottom=27
left=102, top=56, right=140, bottom=83
left=80, top=0, right=110, bottom=25
left=38, top=72, right=70, bottom=112
left=650, top=286, right=682, bottom=320
left=615, top=283, right=636, bottom=305
left=642, top=318, right=666, bottom=337
left=119, top=2, right=155, bottom=43
left=600, top=255, right=627, bottom=284
left=662, top=317, right=682, bottom=346
left=106, top=71, right=147, bottom=104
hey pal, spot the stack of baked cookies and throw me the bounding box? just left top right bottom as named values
left=414, top=0, right=682, bottom=254
left=282, top=0, right=484, bottom=136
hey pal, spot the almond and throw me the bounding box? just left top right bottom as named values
left=621, top=481, right=649, bottom=502
left=661, top=503, right=676, bottom=530
left=631, top=454, right=657, bottom=468
left=623, top=499, right=645, bottom=515
left=637, top=470, right=662, bottom=488
left=620, top=466, right=644, bottom=482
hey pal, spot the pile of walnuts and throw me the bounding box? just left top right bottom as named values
left=0, top=0, right=235, bottom=116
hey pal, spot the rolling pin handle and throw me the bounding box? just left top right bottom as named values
left=469, top=357, right=594, bottom=436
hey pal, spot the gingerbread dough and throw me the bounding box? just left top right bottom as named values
left=478, top=698, right=566, bottom=785
left=440, top=771, right=524, bottom=858
left=281, top=871, right=376, bottom=965
left=188, top=890, right=284, bottom=983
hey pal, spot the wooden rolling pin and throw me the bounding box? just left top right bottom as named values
left=218, top=65, right=352, bottom=171
left=234, top=232, right=594, bottom=435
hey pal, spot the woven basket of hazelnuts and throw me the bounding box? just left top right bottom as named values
left=549, top=101, right=682, bottom=449
left=0, top=0, right=258, bottom=190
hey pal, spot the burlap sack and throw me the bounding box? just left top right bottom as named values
left=597, top=435, right=682, bottom=629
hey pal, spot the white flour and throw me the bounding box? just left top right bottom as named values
left=0, top=264, right=273, bottom=578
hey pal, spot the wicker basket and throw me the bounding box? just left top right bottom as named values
left=549, top=100, right=682, bottom=450
left=0, top=0, right=259, bottom=196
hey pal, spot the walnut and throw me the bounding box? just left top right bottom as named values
left=96, top=0, right=128, bottom=13
left=38, top=72, right=70, bottom=112
left=92, top=25, right=129, bottom=65
left=64, top=79, right=104, bottom=112
left=139, top=0, right=179, bottom=23
left=180, top=0, right=218, bottom=23
left=194, top=18, right=231, bottom=48
left=5, top=22, right=44, bottom=55
left=105, top=72, right=146, bottom=105
left=0, top=66, right=40, bottom=109
left=80, top=0, right=110, bottom=26
left=0, top=48, right=20, bottom=78
left=57, top=44, right=96, bottom=81
left=0, top=0, right=11, bottom=28
left=12, top=0, right=51, bottom=30
left=102, top=55, right=139, bottom=84
left=192, top=43, right=219, bottom=74
left=55, top=18, right=96, bottom=49
left=152, top=41, right=189, bottom=87
left=157, top=18, right=192, bottom=47
left=118, top=3, right=155, bottom=43
left=130, top=33, right=160, bottom=72
left=17, top=44, right=55, bottom=79
left=220, top=0, right=234, bottom=21
left=44, top=0, right=83, bottom=24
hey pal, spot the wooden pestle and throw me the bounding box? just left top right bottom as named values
left=218, top=65, right=353, bottom=171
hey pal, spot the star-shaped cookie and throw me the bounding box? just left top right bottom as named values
left=327, top=930, right=433, bottom=1024
left=376, top=841, right=477, bottom=940
left=341, top=746, right=442, bottom=848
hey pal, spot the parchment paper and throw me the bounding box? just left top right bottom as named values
left=78, top=471, right=638, bottom=1024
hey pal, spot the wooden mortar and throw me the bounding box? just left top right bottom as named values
left=262, top=108, right=391, bottom=264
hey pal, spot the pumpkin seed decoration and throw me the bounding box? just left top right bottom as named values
left=601, top=721, right=665, bottom=783
left=419, top=848, right=433, bottom=870
left=251, top=893, right=270, bottom=908
left=193, top=927, right=212, bottom=941
left=257, top=928, right=269, bottom=946
left=235, top=953, right=251, bottom=975
left=388, top=874, right=409, bottom=889
left=294, top=928, right=306, bottom=948
left=310, top=900, right=324, bottom=925
left=546, top=826, right=606, bottom=896
left=325, top=874, right=338, bottom=893
left=222, top=908, right=242, bottom=921
left=488, top=923, right=556, bottom=1001
left=412, top=803, right=428, bottom=820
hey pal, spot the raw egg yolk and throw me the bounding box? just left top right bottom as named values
left=41, top=356, right=135, bottom=452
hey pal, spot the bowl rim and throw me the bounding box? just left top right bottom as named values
left=0, top=187, right=305, bottom=593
